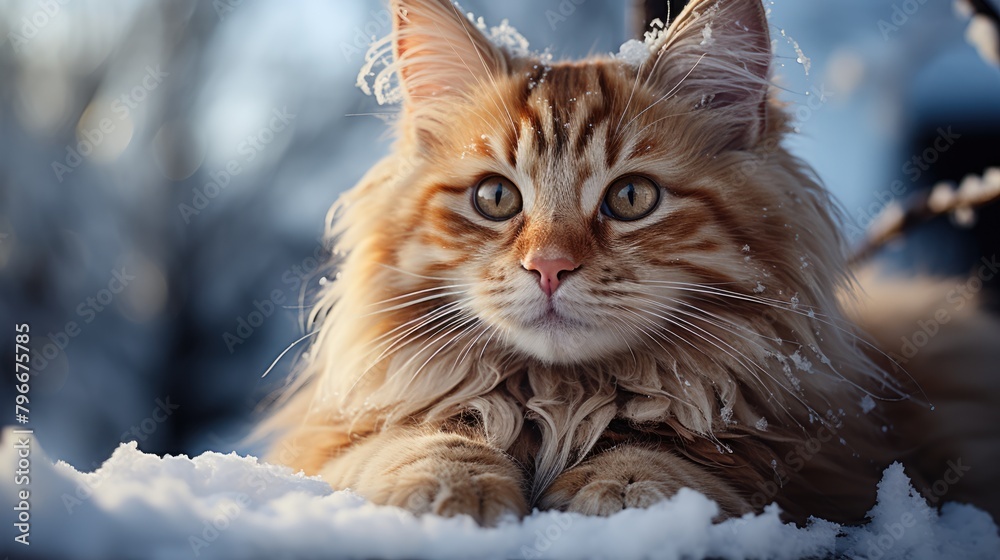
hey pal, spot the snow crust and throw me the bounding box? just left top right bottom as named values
left=3, top=429, right=998, bottom=560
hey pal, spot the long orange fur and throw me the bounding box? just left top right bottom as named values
left=260, top=0, right=1000, bottom=526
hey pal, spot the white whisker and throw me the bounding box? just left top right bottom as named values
left=621, top=53, right=706, bottom=134
left=261, top=331, right=319, bottom=379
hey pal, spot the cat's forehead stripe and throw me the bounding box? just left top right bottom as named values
left=513, top=63, right=630, bottom=178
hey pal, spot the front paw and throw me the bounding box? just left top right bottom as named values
left=539, top=445, right=749, bottom=517
left=366, top=436, right=528, bottom=526
left=549, top=478, right=680, bottom=516
left=540, top=460, right=682, bottom=516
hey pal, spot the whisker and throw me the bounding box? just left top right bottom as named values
left=368, top=300, right=472, bottom=364
left=366, top=300, right=467, bottom=352
left=612, top=305, right=744, bottom=422
left=621, top=53, right=706, bottom=134
left=658, top=296, right=905, bottom=402
left=454, top=323, right=492, bottom=369
left=442, top=3, right=518, bottom=138
left=631, top=301, right=811, bottom=429
left=261, top=331, right=319, bottom=379
left=634, top=280, right=920, bottom=398
left=655, top=296, right=781, bottom=346
left=363, top=289, right=469, bottom=316
left=366, top=283, right=475, bottom=308
left=637, top=280, right=828, bottom=315
left=376, top=263, right=464, bottom=282
left=607, top=319, right=638, bottom=367
left=634, top=107, right=707, bottom=137
left=344, top=300, right=473, bottom=397
left=615, top=58, right=646, bottom=137
left=395, top=312, right=481, bottom=392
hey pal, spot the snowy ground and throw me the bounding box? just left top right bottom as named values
left=2, top=429, right=998, bottom=560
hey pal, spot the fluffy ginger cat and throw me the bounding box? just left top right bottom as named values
left=263, top=0, right=1000, bottom=526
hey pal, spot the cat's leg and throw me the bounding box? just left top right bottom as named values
left=319, top=428, right=528, bottom=526
left=538, top=445, right=750, bottom=517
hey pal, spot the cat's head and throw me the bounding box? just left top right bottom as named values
left=351, top=0, right=844, bottom=366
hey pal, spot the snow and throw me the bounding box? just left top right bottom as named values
left=778, top=29, right=811, bottom=76
left=4, top=429, right=998, bottom=560
left=789, top=349, right=814, bottom=373
left=861, top=394, right=877, bottom=414
left=615, top=39, right=654, bottom=67
left=700, top=24, right=715, bottom=47
left=964, top=13, right=1000, bottom=67
left=357, top=5, right=536, bottom=106
left=472, top=16, right=531, bottom=58
left=755, top=417, right=769, bottom=431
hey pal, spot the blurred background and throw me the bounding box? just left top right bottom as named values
left=0, top=0, right=998, bottom=470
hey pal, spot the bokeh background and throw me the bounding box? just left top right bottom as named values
left=0, top=0, right=998, bottom=470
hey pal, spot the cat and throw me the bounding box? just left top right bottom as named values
left=261, top=0, right=1000, bottom=527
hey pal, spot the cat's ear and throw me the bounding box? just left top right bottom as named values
left=644, top=0, right=772, bottom=147
left=389, top=0, right=508, bottom=103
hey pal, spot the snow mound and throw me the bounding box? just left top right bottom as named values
left=3, top=429, right=998, bottom=559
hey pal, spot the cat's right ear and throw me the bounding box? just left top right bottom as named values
left=389, top=0, right=508, bottom=105
left=643, top=0, right=773, bottom=148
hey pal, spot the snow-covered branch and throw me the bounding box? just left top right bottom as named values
left=957, top=0, right=1000, bottom=67
left=852, top=168, right=1000, bottom=265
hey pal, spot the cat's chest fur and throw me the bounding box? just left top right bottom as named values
left=448, top=356, right=775, bottom=496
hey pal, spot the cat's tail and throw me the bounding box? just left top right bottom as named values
left=844, top=264, right=1000, bottom=521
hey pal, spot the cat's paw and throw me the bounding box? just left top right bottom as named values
left=551, top=477, right=681, bottom=516
left=539, top=445, right=749, bottom=517
left=383, top=463, right=527, bottom=525
left=539, top=453, right=682, bottom=516
left=366, top=436, right=528, bottom=526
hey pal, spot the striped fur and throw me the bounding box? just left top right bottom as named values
left=260, top=0, right=999, bottom=525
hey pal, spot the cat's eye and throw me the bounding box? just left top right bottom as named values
left=601, top=175, right=660, bottom=221
left=473, top=176, right=523, bottom=221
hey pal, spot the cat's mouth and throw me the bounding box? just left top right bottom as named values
left=508, top=305, right=612, bottom=364
left=532, top=307, right=582, bottom=329
left=525, top=298, right=588, bottom=328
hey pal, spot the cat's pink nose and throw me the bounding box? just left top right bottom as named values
left=522, top=254, right=580, bottom=297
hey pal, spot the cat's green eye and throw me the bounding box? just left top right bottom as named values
left=473, top=176, right=523, bottom=221
left=601, top=175, right=661, bottom=221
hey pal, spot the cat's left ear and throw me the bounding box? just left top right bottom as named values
left=389, top=0, right=508, bottom=104
left=644, top=0, right=772, bottom=148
